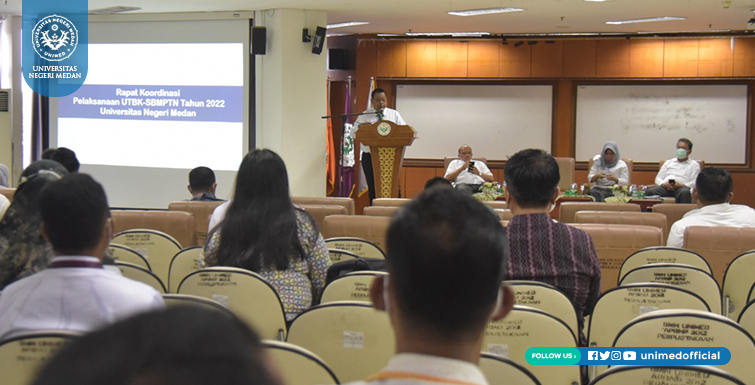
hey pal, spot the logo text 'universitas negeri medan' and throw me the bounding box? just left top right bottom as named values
left=32, top=15, right=78, bottom=61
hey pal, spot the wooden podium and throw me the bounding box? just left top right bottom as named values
left=356, top=120, right=417, bottom=198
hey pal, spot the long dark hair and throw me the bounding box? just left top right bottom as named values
left=214, top=149, right=305, bottom=271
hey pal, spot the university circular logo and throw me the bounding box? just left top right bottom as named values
left=377, top=122, right=391, bottom=136
left=32, top=15, right=78, bottom=61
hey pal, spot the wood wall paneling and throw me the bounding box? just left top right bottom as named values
left=436, top=41, right=468, bottom=78
left=699, top=38, right=733, bottom=77
left=596, top=39, right=631, bottom=78
left=407, top=41, right=438, bottom=78
left=468, top=41, right=500, bottom=78
left=499, top=44, right=531, bottom=77
left=563, top=40, right=597, bottom=78
left=663, top=39, right=699, bottom=78
left=402, top=167, right=438, bottom=198
left=629, top=40, right=664, bottom=78
left=531, top=41, right=564, bottom=78
left=733, top=38, right=755, bottom=77
left=376, top=40, right=407, bottom=78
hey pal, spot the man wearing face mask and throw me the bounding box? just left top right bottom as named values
left=354, top=88, right=406, bottom=203
left=666, top=168, right=755, bottom=248
left=646, top=138, right=701, bottom=203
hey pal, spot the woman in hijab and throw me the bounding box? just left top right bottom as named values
left=587, top=141, right=630, bottom=202
left=0, top=164, right=9, bottom=187
left=0, top=160, right=68, bottom=289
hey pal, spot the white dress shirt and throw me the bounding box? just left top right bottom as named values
left=0, top=194, right=9, bottom=220
left=667, top=203, right=755, bottom=248
left=445, top=159, right=492, bottom=185
left=588, top=155, right=629, bottom=188
left=655, top=158, right=702, bottom=188
left=343, top=353, right=489, bottom=385
left=0, top=256, right=165, bottom=341
left=208, top=200, right=230, bottom=232
left=353, top=107, right=406, bottom=154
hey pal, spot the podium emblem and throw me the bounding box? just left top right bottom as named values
left=377, top=122, right=391, bottom=136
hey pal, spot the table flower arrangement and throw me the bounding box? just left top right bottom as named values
left=605, top=185, right=632, bottom=203
left=473, top=182, right=503, bottom=201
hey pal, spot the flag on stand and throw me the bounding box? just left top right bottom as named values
left=340, top=78, right=356, bottom=197
left=326, top=79, right=336, bottom=195
left=354, top=77, right=376, bottom=198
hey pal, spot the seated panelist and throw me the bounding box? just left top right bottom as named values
left=587, top=141, right=629, bottom=202
left=444, top=145, right=494, bottom=195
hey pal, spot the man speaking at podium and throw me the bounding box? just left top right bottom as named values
left=354, top=88, right=406, bottom=203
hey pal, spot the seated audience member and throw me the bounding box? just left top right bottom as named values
left=0, top=160, right=68, bottom=289
left=444, top=145, right=494, bottom=195
left=201, top=149, right=330, bottom=321
left=31, top=307, right=283, bottom=385
left=667, top=167, right=755, bottom=248
left=0, top=194, right=8, bottom=220
left=188, top=166, right=224, bottom=201
left=645, top=138, right=701, bottom=203
left=0, top=173, right=164, bottom=340
left=424, top=176, right=453, bottom=190
left=587, top=141, right=629, bottom=202
left=503, top=149, right=600, bottom=346
left=0, top=163, right=9, bottom=187
left=353, top=188, right=513, bottom=385
left=41, top=147, right=80, bottom=173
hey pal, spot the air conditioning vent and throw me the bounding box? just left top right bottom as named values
left=0, top=90, right=8, bottom=112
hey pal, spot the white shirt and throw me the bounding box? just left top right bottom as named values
left=445, top=159, right=492, bottom=185
left=655, top=158, right=702, bottom=188
left=588, top=155, right=629, bottom=188
left=343, top=353, right=488, bottom=385
left=0, top=194, right=9, bottom=220
left=353, top=107, right=406, bottom=153
left=0, top=256, right=165, bottom=341
left=208, top=200, right=230, bottom=232
left=667, top=203, right=755, bottom=248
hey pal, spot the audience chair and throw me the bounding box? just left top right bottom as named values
left=327, top=248, right=361, bottom=264
left=554, top=157, right=575, bottom=193
left=737, top=300, right=755, bottom=338
left=177, top=267, right=287, bottom=340
left=619, top=263, right=721, bottom=314
left=568, top=223, right=663, bottom=292
left=263, top=340, right=340, bottom=385
left=320, top=271, right=385, bottom=303
left=115, top=261, right=167, bottom=293
left=0, top=188, right=14, bottom=202
left=168, top=200, right=224, bottom=245
left=585, top=157, right=634, bottom=191
left=324, top=238, right=386, bottom=260
left=168, top=246, right=203, bottom=293
left=161, top=293, right=236, bottom=318
left=292, top=196, right=355, bottom=215
left=559, top=202, right=640, bottom=224
left=574, top=211, right=666, bottom=240
left=619, top=247, right=711, bottom=285
left=111, top=209, right=196, bottom=247
left=112, top=229, right=182, bottom=287
left=287, top=301, right=394, bottom=383
left=371, top=198, right=411, bottom=207
left=613, top=309, right=754, bottom=385
left=494, top=209, right=514, bottom=221
left=322, top=215, right=390, bottom=253
left=484, top=201, right=508, bottom=210
left=508, top=280, right=579, bottom=338
left=651, top=203, right=698, bottom=237
left=107, top=243, right=152, bottom=271
left=0, top=330, right=81, bottom=385
left=298, top=204, right=349, bottom=232
left=479, top=353, right=542, bottom=385
left=483, top=305, right=579, bottom=385
left=362, top=206, right=400, bottom=217
left=683, top=226, right=755, bottom=285
left=587, top=283, right=709, bottom=379
left=590, top=365, right=745, bottom=385
left=722, top=250, right=755, bottom=320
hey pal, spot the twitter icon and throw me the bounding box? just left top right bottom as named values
left=599, top=351, right=610, bottom=360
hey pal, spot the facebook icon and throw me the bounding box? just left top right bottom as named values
left=588, top=351, right=599, bottom=361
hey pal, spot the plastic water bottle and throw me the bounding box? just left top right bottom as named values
left=570, top=183, right=578, bottom=196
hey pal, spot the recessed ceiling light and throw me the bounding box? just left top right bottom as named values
left=405, top=32, right=490, bottom=37
left=448, top=8, right=524, bottom=17
left=89, top=6, right=141, bottom=14
left=606, top=16, right=686, bottom=25
left=584, top=0, right=607, bottom=2
left=327, top=21, right=370, bottom=29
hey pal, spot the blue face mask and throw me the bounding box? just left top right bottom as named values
left=676, top=148, right=687, bottom=159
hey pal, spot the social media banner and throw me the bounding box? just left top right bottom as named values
left=526, top=347, right=730, bottom=366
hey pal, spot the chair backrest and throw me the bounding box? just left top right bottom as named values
left=559, top=202, right=640, bottom=224
left=324, top=238, right=385, bottom=260
left=168, top=201, right=225, bottom=245
left=568, top=224, right=664, bottom=292
left=161, top=293, right=236, bottom=318
left=107, top=243, right=152, bottom=271
left=586, top=157, right=634, bottom=186
left=613, top=309, right=755, bottom=385
left=112, top=229, right=182, bottom=286
left=168, top=246, right=203, bottom=293
left=371, top=198, right=411, bottom=207
left=292, top=196, right=355, bottom=215
left=479, top=353, right=542, bottom=385
left=722, top=250, right=755, bottom=320
left=737, top=300, right=755, bottom=338
left=177, top=267, right=287, bottom=340
left=320, top=271, right=385, bottom=303
left=362, top=206, right=400, bottom=217
left=483, top=305, right=579, bottom=385
left=116, top=261, right=167, bottom=293
left=322, top=215, right=390, bottom=254
left=263, top=340, right=340, bottom=385
left=287, top=302, right=394, bottom=383
left=574, top=211, right=666, bottom=240
left=619, top=263, right=721, bottom=314
left=484, top=200, right=508, bottom=209
left=683, top=226, right=755, bottom=285
left=0, top=330, right=80, bottom=385
left=591, top=365, right=745, bottom=385
left=327, top=248, right=361, bottom=264
left=651, top=203, right=698, bottom=236
left=444, top=156, right=488, bottom=171
left=111, top=209, right=196, bottom=247
left=619, top=247, right=711, bottom=285
left=298, top=204, right=349, bottom=232
left=494, top=209, right=514, bottom=221
left=554, top=157, right=575, bottom=193
left=508, top=280, right=579, bottom=338
left=0, top=188, right=14, bottom=202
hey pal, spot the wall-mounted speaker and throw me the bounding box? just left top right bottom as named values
left=329, top=49, right=348, bottom=70
left=311, top=26, right=326, bottom=55
left=252, top=26, right=267, bottom=55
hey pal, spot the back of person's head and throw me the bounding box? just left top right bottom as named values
left=4, top=160, right=68, bottom=219
left=424, top=176, right=453, bottom=190
left=31, top=307, right=283, bottom=385
left=385, top=188, right=508, bottom=339
left=188, top=166, right=216, bottom=191
left=42, top=147, right=80, bottom=173
left=695, top=167, right=732, bottom=204
left=38, top=173, right=109, bottom=255
left=504, top=149, right=560, bottom=208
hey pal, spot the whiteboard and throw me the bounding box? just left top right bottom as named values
left=395, top=85, right=553, bottom=159
left=575, top=85, right=748, bottom=164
